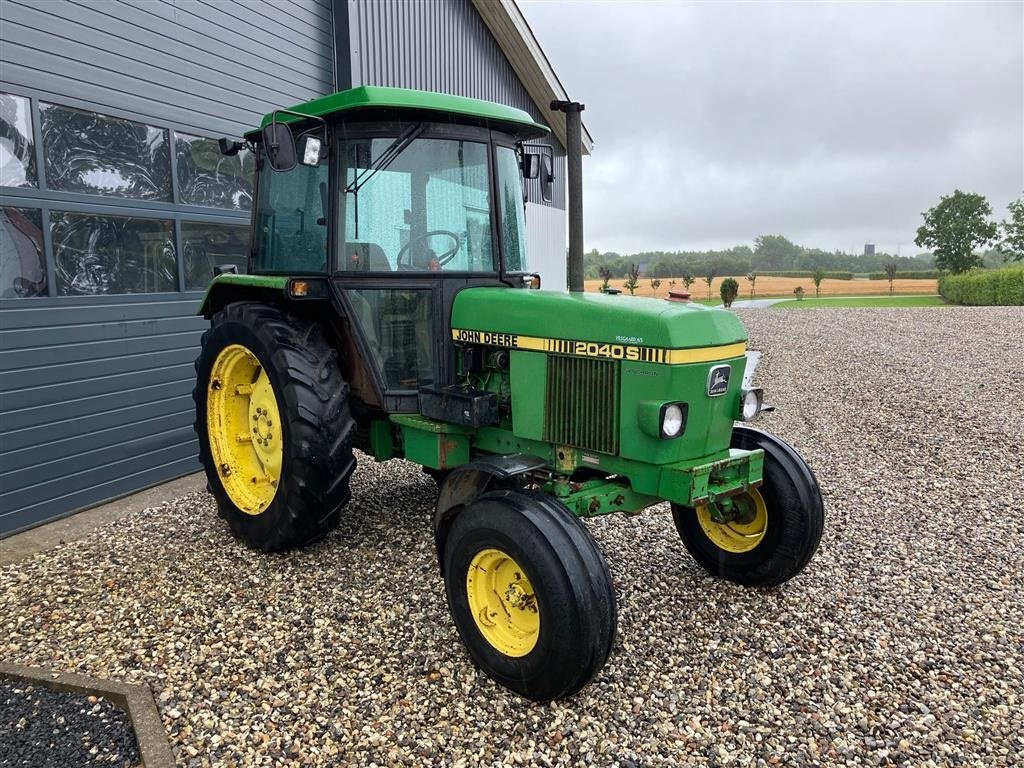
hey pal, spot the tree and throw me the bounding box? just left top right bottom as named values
left=793, top=286, right=805, bottom=301
left=754, top=235, right=800, bottom=270
left=720, top=277, right=739, bottom=307
left=998, top=196, right=1024, bottom=262
left=682, top=272, right=695, bottom=292
left=882, top=262, right=898, bottom=296
left=703, top=268, right=716, bottom=301
left=649, top=277, right=662, bottom=296
left=598, top=266, right=612, bottom=292
left=811, top=267, right=826, bottom=298
left=915, top=190, right=998, bottom=273
left=623, top=263, right=641, bottom=295
left=745, top=272, right=757, bottom=298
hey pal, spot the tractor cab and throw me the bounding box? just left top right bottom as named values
left=222, top=86, right=549, bottom=411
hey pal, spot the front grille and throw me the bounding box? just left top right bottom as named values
left=544, top=355, right=620, bottom=454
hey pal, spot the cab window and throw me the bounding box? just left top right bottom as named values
left=252, top=149, right=329, bottom=273
left=337, top=137, right=493, bottom=273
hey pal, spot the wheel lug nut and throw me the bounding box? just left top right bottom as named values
left=211, top=379, right=222, bottom=390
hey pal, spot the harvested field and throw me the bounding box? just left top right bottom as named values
left=1, top=307, right=1021, bottom=767
left=584, top=276, right=939, bottom=299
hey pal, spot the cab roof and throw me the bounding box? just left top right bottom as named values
left=254, top=85, right=551, bottom=140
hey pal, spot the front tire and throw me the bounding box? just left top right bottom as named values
left=443, top=490, right=617, bottom=701
left=672, top=426, right=824, bottom=586
left=194, top=302, right=356, bottom=551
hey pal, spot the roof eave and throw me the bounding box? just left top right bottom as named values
left=471, top=0, right=594, bottom=156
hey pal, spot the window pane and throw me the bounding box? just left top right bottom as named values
left=52, top=212, right=176, bottom=295
left=40, top=104, right=171, bottom=201
left=176, top=133, right=254, bottom=210
left=0, top=93, right=37, bottom=188
left=182, top=221, right=249, bottom=290
left=0, top=207, right=46, bottom=298
left=496, top=146, right=529, bottom=271
left=338, top=137, right=494, bottom=273
left=253, top=148, right=328, bottom=273
left=347, top=288, right=434, bottom=390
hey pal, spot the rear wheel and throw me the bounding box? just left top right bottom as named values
left=194, top=302, right=356, bottom=551
left=672, top=426, right=824, bottom=586
left=442, top=490, right=616, bottom=701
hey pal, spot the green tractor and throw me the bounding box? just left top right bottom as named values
left=194, top=86, right=824, bottom=701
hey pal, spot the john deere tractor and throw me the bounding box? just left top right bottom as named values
left=194, top=86, right=824, bottom=701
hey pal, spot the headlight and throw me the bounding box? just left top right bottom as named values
left=661, top=403, right=685, bottom=438
left=740, top=388, right=763, bottom=421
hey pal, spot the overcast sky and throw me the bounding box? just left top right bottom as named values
left=518, top=0, right=1024, bottom=256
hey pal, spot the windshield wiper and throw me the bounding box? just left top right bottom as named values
left=345, top=123, right=424, bottom=240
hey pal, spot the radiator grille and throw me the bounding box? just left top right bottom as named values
left=544, top=356, right=620, bottom=454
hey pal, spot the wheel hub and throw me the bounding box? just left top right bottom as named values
left=466, top=549, right=540, bottom=657
left=696, top=488, right=768, bottom=554
left=206, top=344, right=282, bottom=515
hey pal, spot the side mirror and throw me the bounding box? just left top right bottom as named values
left=521, top=152, right=541, bottom=179
left=540, top=153, right=553, bottom=203
left=262, top=122, right=297, bottom=172
left=218, top=137, right=243, bottom=156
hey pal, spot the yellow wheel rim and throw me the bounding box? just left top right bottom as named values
left=206, top=344, right=282, bottom=515
left=466, top=549, right=540, bottom=657
left=696, top=488, right=768, bottom=554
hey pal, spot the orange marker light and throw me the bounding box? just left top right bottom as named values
left=291, top=280, right=309, bottom=297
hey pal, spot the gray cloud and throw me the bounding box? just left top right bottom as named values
left=519, top=0, right=1024, bottom=255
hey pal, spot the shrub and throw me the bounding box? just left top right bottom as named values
left=793, top=286, right=805, bottom=300
left=623, top=263, right=641, bottom=295
left=720, top=277, right=739, bottom=307
left=938, top=266, right=1024, bottom=305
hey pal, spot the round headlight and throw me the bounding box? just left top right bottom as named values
left=662, top=404, right=684, bottom=438
left=741, top=388, right=763, bottom=421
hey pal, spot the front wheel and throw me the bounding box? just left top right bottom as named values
left=442, top=490, right=617, bottom=701
left=672, top=426, right=824, bottom=586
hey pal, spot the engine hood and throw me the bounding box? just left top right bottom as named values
left=451, top=287, right=747, bottom=351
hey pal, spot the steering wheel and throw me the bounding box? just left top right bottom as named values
left=396, top=230, right=461, bottom=271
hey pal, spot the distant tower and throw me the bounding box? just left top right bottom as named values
left=864, top=243, right=875, bottom=256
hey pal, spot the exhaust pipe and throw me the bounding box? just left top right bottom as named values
left=551, top=100, right=585, bottom=292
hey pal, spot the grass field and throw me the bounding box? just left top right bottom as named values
left=771, top=295, right=947, bottom=309
left=584, top=275, right=939, bottom=300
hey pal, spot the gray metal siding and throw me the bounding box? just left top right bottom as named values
left=1, top=0, right=334, bottom=137
left=0, top=0, right=334, bottom=535
left=347, top=0, right=566, bottom=210
left=0, top=294, right=205, bottom=535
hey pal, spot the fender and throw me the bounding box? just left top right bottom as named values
left=434, top=453, right=546, bottom=574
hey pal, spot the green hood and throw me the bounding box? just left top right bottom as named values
left=451, top=288, right=747, bottom=350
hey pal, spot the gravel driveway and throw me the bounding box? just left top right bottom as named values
left=2, top=307, right=1022, bottom=767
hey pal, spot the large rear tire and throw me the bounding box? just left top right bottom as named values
left=672, top=426, right=824, bottom=586
left=442, top=490, right=617, bottom=701
left=194, top=302, right=356, bottom=551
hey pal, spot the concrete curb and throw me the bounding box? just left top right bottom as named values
left=0, top=663, right=176, bottom=768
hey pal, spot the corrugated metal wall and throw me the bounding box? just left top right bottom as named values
left=0, top=0, right=334, bottom=535
left=347, top=0, right=567, bottom=210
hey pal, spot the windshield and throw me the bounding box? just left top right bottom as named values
left=337, top=136, right=495, bottom=273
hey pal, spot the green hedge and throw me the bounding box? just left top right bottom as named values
left=938, top=266, right=1024, bottom=306
left=866, top=270, right=941, bottom=280
left=756, top=270, right=854, bottom=280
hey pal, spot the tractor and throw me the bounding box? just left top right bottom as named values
left=194, top=86, right=824, bottom=701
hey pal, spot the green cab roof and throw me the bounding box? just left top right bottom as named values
left=255, top=85, right=550, bottom=139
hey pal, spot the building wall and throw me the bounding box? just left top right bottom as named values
left=0, top=0, right=334, bottom=535
left=345, top=0, right=568, bottom=284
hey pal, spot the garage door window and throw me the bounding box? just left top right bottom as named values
left=182, top=221, right=249, bottom=290
left=51, top=211, right=176, bottom=295
left=175, top=133, right=254, bottom=210
left=0, top=93, right=37, bottom=188
left=0, top=206, right=46, bottom=298
left=40, top=103, right=172, bottom=201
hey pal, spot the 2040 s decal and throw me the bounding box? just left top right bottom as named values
left=451, top=329, right=746, bottom=366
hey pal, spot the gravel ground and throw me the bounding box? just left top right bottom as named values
left=1, top=306, right=1022, bottom=767
left=0, top=681, right=140, bottom=766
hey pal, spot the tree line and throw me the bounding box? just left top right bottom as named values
left=584, top=192, right=1023, bottom=279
